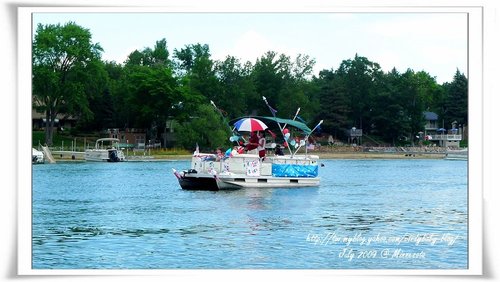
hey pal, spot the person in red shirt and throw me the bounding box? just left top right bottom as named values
left=246, top=131, right=259, bottom=152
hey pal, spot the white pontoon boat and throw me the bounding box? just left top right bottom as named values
left=173, top=98, right=323, bottom=190
left=173, top=152, right=320, bottom=190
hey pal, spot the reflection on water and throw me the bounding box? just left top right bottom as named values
left=32, top=159, right=467, bottom=269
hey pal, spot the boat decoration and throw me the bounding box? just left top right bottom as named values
left=233, top=117, right=268, bottom=132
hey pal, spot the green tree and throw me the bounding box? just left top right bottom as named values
left=277, top=54, right=317, bottom=121
left=215, top=56, right=255, bottom=118
left=442, top=70, right=468, bottom=128
left=250, top=51, right=281, bottom=114
left=114, top=39, right=199, bottom=145
left=32, top=22, right=104, bottom=145
left=123, top=65, right=180, bottom=143
left=174, top=104, right=229, bottom=150
left=74, top=60, right=110, bottom=131
left=336, top=54, right=384, bottom=131
left=125, top=38, right=171, bottom=68
left=398, top=69, right=427, bottom=145
left=174, top=43, right=221, bottom=105
left=370, top=68, right=410, bottom=145
left=315, top=69, right=351, bottom=139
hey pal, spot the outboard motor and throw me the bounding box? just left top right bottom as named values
left=108, top=150, right=120, bottom=162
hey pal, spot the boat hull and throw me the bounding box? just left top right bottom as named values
left=174, top=170, right=320, bottom=191
left=176, top=173, right=219, bottom=191
left=173, top=153, right=321, bottom=191
left=215, top=175, right=320, bottom=190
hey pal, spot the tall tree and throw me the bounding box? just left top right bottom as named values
left=125, top=38, right=171, bottom=68
left=277, top=54, right=317, bottom=121
left=370, top=68, right=410, bottom=145
left=336, top=54, right=383, bottom=132
left=250, top=51, right=287, bottom=115
left=215, top=56, right=254, bottom=118
left=442, top=70, right=468, bottom=128
left=398, top=69, right=426, bottom=145
left=174, top=43, right=221, bottom=104
left=32, top=22, right=104, bottom=145
left=315, top=69, right=351, bottom=139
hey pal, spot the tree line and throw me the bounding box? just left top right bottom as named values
left=33, top=22, right=468, bottom=149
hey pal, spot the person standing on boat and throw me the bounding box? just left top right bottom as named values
left=246, top=131, right=259, bottom=153
left=258, top=131, right=266, bottom=160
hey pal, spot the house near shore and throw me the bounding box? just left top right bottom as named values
left=107, top=128, right=148, bottom=149
left=423, top=111, right=463, bottom=147
left=32, top=109, right=77, bottom=131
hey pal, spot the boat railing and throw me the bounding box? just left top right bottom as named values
left=191, top=153, right=319, bottom=175
left=429, top=134, right=462, bottom=141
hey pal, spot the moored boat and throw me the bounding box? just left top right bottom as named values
left=85, top=138, right=126, bottom=162
left=32, top=148, right=45, bottom=164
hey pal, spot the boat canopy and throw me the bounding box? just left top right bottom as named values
left=233, top=116, right=312, bottom=135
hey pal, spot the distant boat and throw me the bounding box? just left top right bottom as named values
left=85, top=138, right=126, bottom=162
left=444, top=148, right=468, bottom=161
left=32, top=148, right=44, bottom=164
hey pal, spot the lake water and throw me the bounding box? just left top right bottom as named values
left=32, top=159, right=468, bottom=269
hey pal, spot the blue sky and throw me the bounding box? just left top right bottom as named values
left=32, top=12, right=467, bottom=84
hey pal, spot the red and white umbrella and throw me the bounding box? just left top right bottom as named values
left=233, top=118, right=268, bottom=132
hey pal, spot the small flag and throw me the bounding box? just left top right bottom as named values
left=263, top=96, right=278, bottom=116
left=172, top=168, right=182, bottom=180
left=267, top=104, right=278, bottom=116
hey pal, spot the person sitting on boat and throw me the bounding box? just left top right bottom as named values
left=230, top=146, right=242, bottom=157
left=246, top=131, right=259, bottom=153
left=257, top=131, right=266, bottom=160
left=274, top=144, right=284, bottom=156
left=215, top=147, right=224, bottom=161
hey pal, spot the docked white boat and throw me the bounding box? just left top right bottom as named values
left=32, top=148, right=44, bottom=164
left=85, top=138, right=126, bottom=162
left=444, top=148, right=468, bottom=161
left=173, top=153, right=320, bottom=190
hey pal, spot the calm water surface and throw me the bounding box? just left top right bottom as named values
left=32, top=159, right=467, bottom=269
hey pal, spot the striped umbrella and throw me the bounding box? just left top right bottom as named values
left=233, top=118, right=268, bottom=132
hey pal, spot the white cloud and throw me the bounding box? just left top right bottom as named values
left=215, top=29, right=305, bottom=64
left=216, top=30, right=272, bottom=63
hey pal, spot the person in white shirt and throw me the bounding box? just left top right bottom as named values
left=257, top=131, right=266, bottom=160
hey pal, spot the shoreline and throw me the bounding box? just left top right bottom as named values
left=50, top=151, right=446, bottom=161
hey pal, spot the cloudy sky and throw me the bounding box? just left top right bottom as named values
left=32, top=11, right=467, bottom=84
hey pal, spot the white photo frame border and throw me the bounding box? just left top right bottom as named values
left=18, top=3, right=483, bottom=277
